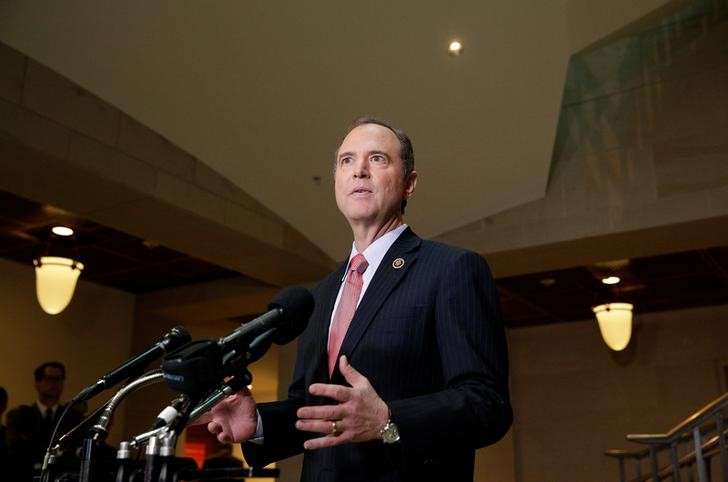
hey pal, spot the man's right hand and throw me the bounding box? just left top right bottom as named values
left=193, top=390, right=258, bottom=443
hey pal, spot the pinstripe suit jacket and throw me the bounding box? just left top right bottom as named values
left=243, top=228, right=512, bottom=482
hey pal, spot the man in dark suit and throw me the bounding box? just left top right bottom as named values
left=6, top=362, right=84, bottom=481
left=201, top=118, right=512, bottom=481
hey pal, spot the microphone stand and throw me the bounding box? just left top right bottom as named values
left=90, top=370, right=165, bottom=441
left=40, top=399, right=89, bottom=482
left=130, top=334, right=265, bottom=466
left=78, top=370, right=165, bottom=482
left=155, top=431, right=180, bottom=482
left=130, top=328, right=286, bottom=481
left=114, top=441, right=134, bottom=482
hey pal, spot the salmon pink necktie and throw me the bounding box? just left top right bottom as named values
left=328, top=253, right=368, bottom=376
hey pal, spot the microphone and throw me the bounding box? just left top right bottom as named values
left=162, top=340, right=223, bottom=400
left=149, top=396, right=187, bottom=430
left=75, top=325, right=191, bottom=402
left=226, top=310, right=309, bottom=368
left=219, top=287, right=312, bottom=373
left=219, top=286, right=314, bottom=349
left=188, top=374, right=251, bottom=424
left=130, top=288, right=312, bottom=444
left=137, top=288, right=313, bottom=442
left=192, top=289, right=311, bottom=422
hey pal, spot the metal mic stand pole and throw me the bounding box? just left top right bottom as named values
left=143, top=435, right=160, bottom=482
left=78, top=371, right=165, bottom=482
left=114, top=441, right=134, bottom=482
left=155, top=433, right=177, bottom=482
left=78, top=436, right=104, bottom=482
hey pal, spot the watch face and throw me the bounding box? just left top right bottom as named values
left=382, top=422, right=400, bottom=443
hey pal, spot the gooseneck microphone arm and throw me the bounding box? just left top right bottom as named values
left=89, top=369, right=166, bottom=441
left=74, top=370, right=165, bottom=482
left=75, top=326, right=190, bottom=402
left=51, top=398, right=110, bottom=452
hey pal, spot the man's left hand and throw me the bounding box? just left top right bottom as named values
left=295, top=355, right=389, bottom=450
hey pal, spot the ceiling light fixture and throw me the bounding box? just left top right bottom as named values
left=592, top=302, right=633, bottom=351
left=448, top=40, right=463, bottom=56
left=51, top=226, right=74, bottom=237
left=601, top=276, right=621, bottom=285
left=33, top=229, right=84, bottom=315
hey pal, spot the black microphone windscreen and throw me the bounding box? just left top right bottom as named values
left=165, top=325, right=191, bottom=346
left=268, top=286, right=314, bottom=345
left=162, top=340, right=222, bottom=398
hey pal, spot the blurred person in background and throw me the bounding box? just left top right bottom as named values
left=6, top=362, right=84, bottom=481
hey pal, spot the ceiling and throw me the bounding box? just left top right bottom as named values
left=0, top=0, right=685, bottom=260
left=0, top=189, right=246, bottom=293
left=3, top=186, right=727, bottom=328
left=498, top=247, right=728, bottom=327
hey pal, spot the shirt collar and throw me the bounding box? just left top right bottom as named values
left=36, top=400, right=57, bottom=415
left=343, top=224, right=408, bottom=281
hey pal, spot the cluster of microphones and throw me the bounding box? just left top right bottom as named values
left=41, top=286, right=314, bottom=482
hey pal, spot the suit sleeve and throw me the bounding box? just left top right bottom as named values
left=5, top=406, right=31, bottom=455
left=241, top=316, right=312, bottom=466
left=387, top=250, right=512, bottom=461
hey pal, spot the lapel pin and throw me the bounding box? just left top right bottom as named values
left=392, top=258, right=405, bottom=269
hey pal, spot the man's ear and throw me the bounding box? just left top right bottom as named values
left=404, top=171, right=417, bottom=198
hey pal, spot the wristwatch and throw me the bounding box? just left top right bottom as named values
left=380, top=418, right=400, bottom=444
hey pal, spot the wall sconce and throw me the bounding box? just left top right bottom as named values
left=33, top=226, right=84, bottom=315
left=592, top=302, right=633, bottom=351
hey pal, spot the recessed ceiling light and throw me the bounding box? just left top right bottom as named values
left=602, top=276, right=621, bottom=285
left=52, top=226, right=74, bottom=237
left=539, top=278, right=556, bottom=287
left=448, top=40, right=463, bottom=56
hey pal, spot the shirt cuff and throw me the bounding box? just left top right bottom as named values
left=249, top=409, right=264, bottom=444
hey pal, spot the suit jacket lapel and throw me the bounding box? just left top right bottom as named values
left=334, top=228, right=421, bottom=376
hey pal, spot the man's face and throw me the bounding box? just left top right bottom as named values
left=334, top=124, right=416, bottom=229
left=35, top=366, right=64, bottom=403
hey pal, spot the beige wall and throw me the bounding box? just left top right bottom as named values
left=509, top=303, right=728, bottom=482
left=476, top=431, right=515, bottom=482
left=0, top=257, right=135, bottom=445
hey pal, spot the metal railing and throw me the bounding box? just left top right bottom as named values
left=606, top=392, right=728, bottom=482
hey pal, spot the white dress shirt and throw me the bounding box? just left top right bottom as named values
left=328, top=224, right=408, bottom=335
